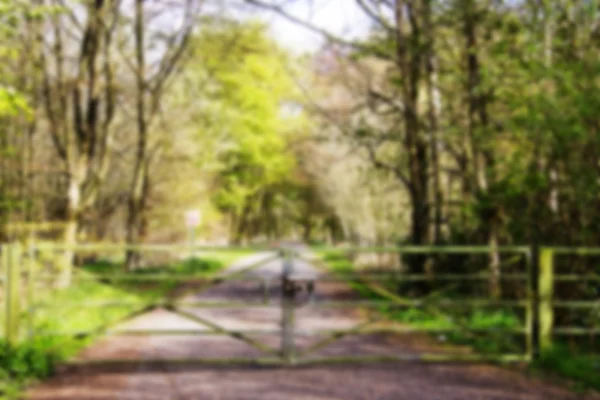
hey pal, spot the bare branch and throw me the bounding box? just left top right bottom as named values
left=245, top=0, right=392, bottom=60
left=356, top=0, right=396, bottom=32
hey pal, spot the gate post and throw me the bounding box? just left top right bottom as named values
left=4, top=244, right=22, bottom=345
left=26, top=236, right=36, bottom=339
left=280, top=248, right=296, bottom=364
left=525, top=246, right=536, bottom=361
left=1, top=245, right=5, bottom=340
left=538, top=247, right=554, bottom=352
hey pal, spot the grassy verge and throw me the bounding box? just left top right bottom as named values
left=319, top=251, right=521, bottom=350
left=318, top=251, right=600, bottom=391
left=0, top=250, right=251, bottom=399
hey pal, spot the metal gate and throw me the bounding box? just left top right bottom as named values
left=3, top=243, right=593, bottom=365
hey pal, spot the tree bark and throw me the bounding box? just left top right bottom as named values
left=125, top=0, right=194, bottom=267
left=126, top=0, right=148, bottom=270
left=395, top=0, right=430, bottom=282
left=424, top=0, right=443, bottom=245
left=462, top=0, right=501, bottom=298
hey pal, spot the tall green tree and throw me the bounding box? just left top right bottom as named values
left=0, top=0, right=35, bottom=235
left=178, top=21, right=305, bottom=243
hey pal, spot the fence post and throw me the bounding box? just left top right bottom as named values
left=26, top=235, right=36, bottom=339
left=538, top=247, right=554, bottom=352
left=280, top=248, right=296, bottom=364
left=525, top=246, right=536, bottom=361
left=1, top=245, right=5, bottom=340
left=4, top=244, right=22, bottom=345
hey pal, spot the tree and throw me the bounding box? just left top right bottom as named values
left=126, top=0, right=199, bottom=268
left=0, top=0, right=44, bottom=239
left=30, top=0, right=121, bottom=286
left=175, top=21, right=305, bottom=243
left=246, top=0, right=600, bottom=299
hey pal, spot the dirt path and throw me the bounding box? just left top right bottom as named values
left=27, top=250, right=599, bottom=400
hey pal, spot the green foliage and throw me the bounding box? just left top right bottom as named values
left=0, top=339, right=57, bottom=399
left=534, top=344, right=600, bottom=391
left=321, top=250, right=522, bottom=349
left=0, top=86, right=28, bottom=118
left=0, top=1, right=35, bottom=119
left=181, top=20, right=307, bottom=236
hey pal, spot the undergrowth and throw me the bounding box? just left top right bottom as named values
left=533, top=344, right=600, bottom=392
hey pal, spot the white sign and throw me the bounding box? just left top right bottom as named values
left=185, top=210, right=201, bottom=227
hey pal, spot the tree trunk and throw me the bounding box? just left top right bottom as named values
left=488, top=219, right=501, bottom=299
left=427, top=65, right=443, bottom=245
left=424, top=0, right=443, bottom=246
left=126, top=165, right=147, bottom=269
left=302, top=217, right=313, bottom=243
left=126, top=0, right=148, bottom=270
left=463, top=0, right=500, bottom=298
left=544, top=5, right=559, bottom=231
left=395, top=0, right=430, bottom=284
left=59, top=159, right=86, bottom=288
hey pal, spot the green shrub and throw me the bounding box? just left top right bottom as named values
left=0, top=338, right=59, bottom=399
left=0, top=340, right=56, bottom=379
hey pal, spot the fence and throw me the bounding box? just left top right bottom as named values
left=537, top=247, right=600, bottom=353
left=0, top=243, right=598, bottom=365
left=299, top=245, right=533, bottom=363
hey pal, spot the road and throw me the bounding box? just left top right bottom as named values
left=28, top=250, right=597, bottom=400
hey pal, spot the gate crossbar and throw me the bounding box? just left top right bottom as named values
left=166, top=305, right=279, bottom=356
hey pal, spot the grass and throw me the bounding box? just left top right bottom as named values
left=318, top=250, right=600, bottom=392
left=319, top=251, right=521, bottom=341
left=0, top=250, right=251, bottom=399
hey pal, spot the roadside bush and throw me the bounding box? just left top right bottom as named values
left=0, top=339, right=58, bottom=399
